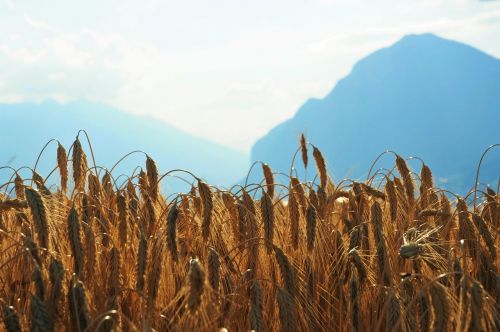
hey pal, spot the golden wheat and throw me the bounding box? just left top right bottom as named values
left=0, top=134, right=498, bottom=332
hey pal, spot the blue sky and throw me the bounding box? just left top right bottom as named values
left=1, top=0, right=499, bottom=151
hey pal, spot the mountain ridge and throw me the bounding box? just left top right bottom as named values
left=0, top=99, right=248, bottom=192
left=250, top=33, right=500, bottom=192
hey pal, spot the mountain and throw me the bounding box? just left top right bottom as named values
left=0, top=100, right=248, bottom=192
left=251, top=33, right=500, bottom=193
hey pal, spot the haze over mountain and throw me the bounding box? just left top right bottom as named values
left=0, top=100, right=248, bottom=192
left=1, top=34, right=498, bottom=194
left=251, top=33, right=500, bottom=193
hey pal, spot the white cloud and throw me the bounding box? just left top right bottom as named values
left=3, top=0, right=14, bottom=9
left=0, top=1, right=499, bottom=151
left=23, top=13, right=60, bottom=33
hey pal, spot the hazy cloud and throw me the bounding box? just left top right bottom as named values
left=1, top=0, right=499, bottom=150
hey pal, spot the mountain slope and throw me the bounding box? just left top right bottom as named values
left=0, top=100, right=248, bottom=191
left=251, top=33, right=500, bottom=192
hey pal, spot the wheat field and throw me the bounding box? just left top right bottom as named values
left=0, top=133, right=498, bottom=331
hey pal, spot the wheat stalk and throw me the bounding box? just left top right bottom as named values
left=57, top=143, right=68, bottom=193
left=188, top=258, right=205, bottom=313
left=198, top=180, right=213, bottom=240
left=274, top=246, right=296, bottom=298
left=313, top=146, right=327, bottom=189
left=300, top=133, right=308, bottom=168
left=68, top=278, right=91, bottom=332
left=208, top=248, right=220, bottom=293
left=249, top=280, right=263, bottom=332
left=117, top=192, right=128, bottom=247
left=14, top=175, right=25, bottom=200
left=25, top=187, right=49, bottom=249
left=146, top=156, right=159, bottom=201
left=2, top=305, right=22, bottom=332
left=261, top=190, right=274, bottom=253
left=30, top=294, right=53, bottom=332
left=72, top=138, right=87, bottom=192
left=288, top=191, right=300, bottom=250
left=68, top=206, right=84, bottom=275
left=306, top=204, right=317, bottom=252
left=167, top=202, right=179, bottom=262
left=136, top=231, right=148, bottom=292
left=429, top=282, right=450, bottom=332
left=262, top=163, right=275, bottom=199
left=277, top=287, right=295, bottom=332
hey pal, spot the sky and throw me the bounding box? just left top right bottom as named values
left=1, top=0, right=500, bottom=152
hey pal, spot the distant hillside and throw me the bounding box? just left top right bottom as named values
left=0, top=100, right=248, bottom=192
left=251, top=33, right=500, bottom=192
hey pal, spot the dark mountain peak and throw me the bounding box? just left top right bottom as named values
left=383, top=32, right=486, bottom=56
left=392, top=33, right=498, bottom=60
left=250, top=33, right=500, bottom=193
left=349, top=32, right=498, bottom=78
left=398, top=32, right=444, bottom=44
